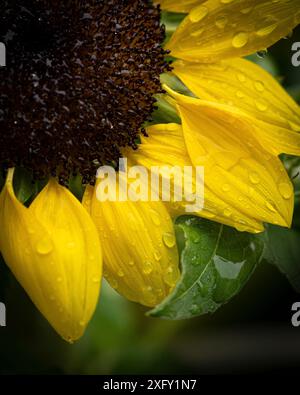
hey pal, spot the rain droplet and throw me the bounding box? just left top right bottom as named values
left=278, top=182, right=293, bottom=200
left=92, top=277, right=101, bottom=283
left=232, top=32, right=249, bottom=48
left=191, top=28, right=204, bottom=37
left=240, top=7, right=253, bottom=14
left=249, top=172, right=260, bottom=184
left=36, top=237, right=53, bottom=255
left=154, top=250, right=162, bottom=261
left=189, top=6, right=209, bottom=23
left=256, top=24, right=277, bottom=37
left=191, top=233, right=201, bottom=244
left=143, top=261, right=153, bottom=275
left=224, top=208, right=232, bottom=217
left=215, top=15, right=228, bottom=29
left=256, top=100, right=268, bottom=112
left=189, top=304, right=199, bottom=315
left=222, top=184, right=231, bottom=192
left=254, top=81, right=265, bottom=92
left=256, top=49, right=268, bottom=59
left=162, top=232, right=176, bottom=248
left=236, top=90, right=245, bottom=98
left=237, top=73, right=246, bottom=83
left=266, top=201, right=277, bottom=213
left=164, top=266, right=177, bottom=287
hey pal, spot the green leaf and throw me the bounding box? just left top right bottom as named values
left=69, top=174, right=85, bottom=201
left=149, top=216, right=264, bottom=319
left=264, top=225, right=300, bottom=293
left=161, top=12, right=186, bottom=45
left=13, top=167, right=36, bottom=204
left=150, top=95, right=181, bottom=125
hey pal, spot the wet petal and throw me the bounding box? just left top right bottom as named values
left=165, top=89, right=294, bottom=229
left=128, top=123, right=264, bottom=233
left=0, top=172, right=102, bottom=342
left=167, top=0, right=300, bottom=63
left=173, top=58, right=300, bottom=156
left=156, top=0, right=204, bottom=13
left=83, top=182, right=180, bottom=307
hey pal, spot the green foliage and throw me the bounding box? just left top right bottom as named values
left=264, top=225, right=300, bottom=293
left=149, top=216, right=264, bottom=319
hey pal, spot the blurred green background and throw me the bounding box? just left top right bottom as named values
left=0, top=25, right=300, bottom=376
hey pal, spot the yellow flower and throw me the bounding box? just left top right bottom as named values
left=0, top=0, right=299, bottom=341
left=140, top=0, right=300, bottom=232
left=0, top=170, right=102, bottom=343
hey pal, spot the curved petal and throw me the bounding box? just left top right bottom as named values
left=165, top=89, right=294, bottom=229
left=173, top=58, right=300, bottom=156
left=167, top=0, right=300, bottom=63
left=128, top=123, right=264, bottom=233
left=156, top=0, right=204, bottom=13
left=0, top=171, right=102, bottom=342
left=83, top=182, right=180, bottom=307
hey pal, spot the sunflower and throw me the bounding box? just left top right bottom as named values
left=0, top=0, right=299, bottom=342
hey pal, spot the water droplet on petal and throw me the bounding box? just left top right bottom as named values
left=92, top=277, right=101, bottom=283
left=249, top=172, right=260, bottom=184
left=240, top=7, right=253, bottom=14
left=256, top=100, right=268, bottom=111
left=236, top=90, right=245, bottom=98
left=36, top=237, right=53, bottom=255
left=224, top=208, right=232, bottom=217
left=256, top=24, right=277, bottom=37
left=162, top=232, right=176, bottom=248
left=215, top=15, right=228, bottom=29
left=143, top=261, right=153, bottom=275
left=254, top=81, right=265, bottom=92
left=232, top=32, right=248, bottom=48
left=189, top=6, right=209, bottom=23
left=237, top=73, right=246, bottom=83
left=222, top=184, right=231, bottom=192
left=278, top=182, right=293, bottom=199
left=266, top=201, right=277, bottom=213
left=154, top=250, right=162, bottom=261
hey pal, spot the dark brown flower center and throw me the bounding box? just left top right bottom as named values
left=0, top=0, right=170, bottom=184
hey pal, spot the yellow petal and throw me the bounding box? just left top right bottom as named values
left=0, top=172, right=102, bottom=342
left=173, top=58, right=300, bottom=156
left=83, top=182, right=180, bottom=307
left=128, top=123, right=264, bottom=233
left=156, top=0, right=204, bottom=13
left=165, top=88, right=294, bottom=229
left=167, top=0, right=300, bottom=62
